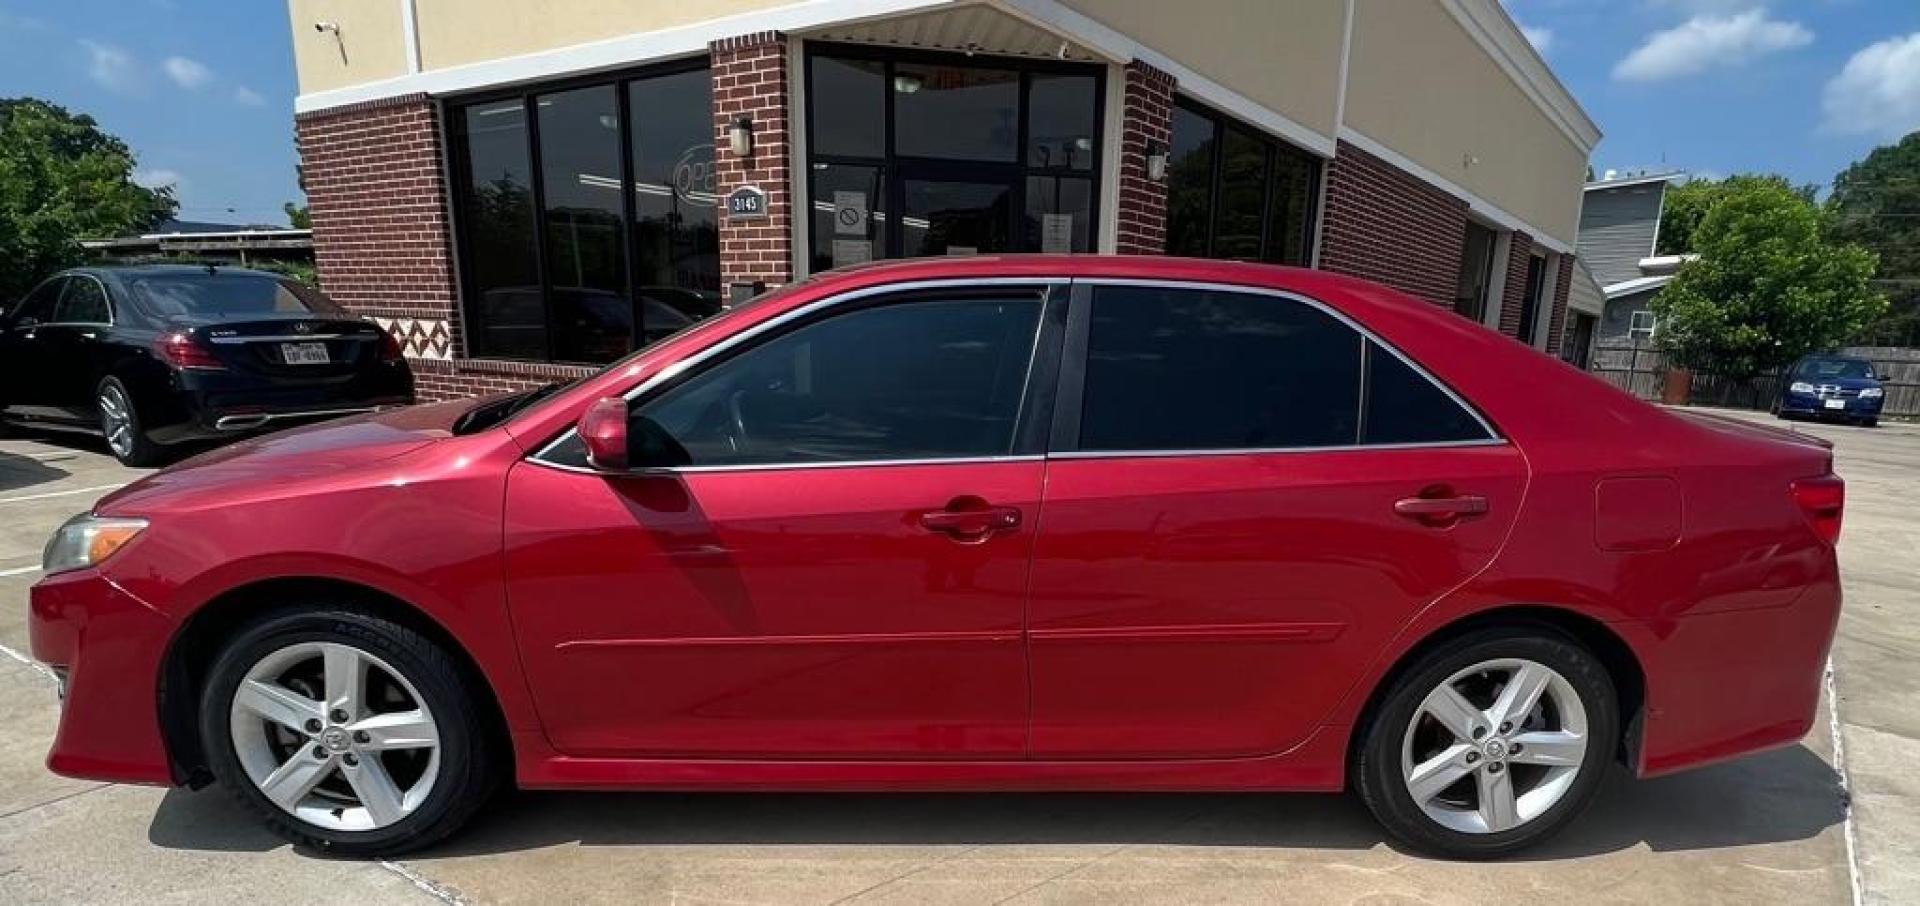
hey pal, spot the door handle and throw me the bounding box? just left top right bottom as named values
left=918, top=500, right=1022, bottom=541
left=1393, top=493, right=1489, bottom=527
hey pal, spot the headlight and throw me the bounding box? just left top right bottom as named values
left=1789, top=382, right=1816, bottom=394
left=42, top=514, right=147, bottom=576
left=1861, top=387, right=1883, bottom=399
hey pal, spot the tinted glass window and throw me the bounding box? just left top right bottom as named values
left=539, top=85, right=630, bottom=363
left=810, top=57, right=885, bottom=158
left=634, top=296, right=1042, bottom=466
left=1080, top=286, right=1361, bottom=450
left=1264, top=147, right=1317, bottom=266
left=810, top=163, right=885, bottom=271
left=1163, top=100, right=1320, bottom=264
left=1025, top=176, right=1092, bottom=254
left=457, top=100, right=544, bottom=359
left=55, top=278, right=110, bottom=324
left=1362, top=343, right=1490, bottom=444
left=629, top=69, right=721, bottom=344
left=13, top=279, right=64, bottom=323
left=131, top=274, right=344, bottom=318
left=1797, top=358, right=1874, bottom=380
left=1027, top=74, right=1097, bottom=171
left=1165, top=104, right=1215, bottom=257
left=1516, top=255, right=1546, bottom=344
left=893, top=65, right=1018, bottom=162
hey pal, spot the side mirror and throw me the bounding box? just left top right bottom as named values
left=578, top=396, right=629, bottom=471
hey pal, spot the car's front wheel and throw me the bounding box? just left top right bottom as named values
left=199, top=607, right=500, bottom=855
left=1353, top=626, right=1618, bottom=859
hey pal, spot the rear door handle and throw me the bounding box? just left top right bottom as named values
left=1394, top=494, right=1489, bottom=527
left=918, top=500, right=1022, bottom=541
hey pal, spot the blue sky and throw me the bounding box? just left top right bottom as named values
left=1, top=1, right=1916, bottom=228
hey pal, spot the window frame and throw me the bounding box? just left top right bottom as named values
left=1047, top=279, right=1502, bottom=457
left=1163, top=97, right=1323, bottom=266
left=529, top=277, right=1070, bottom=473
left=9, top=277, right=67, bottom=326
left=801, top=42, right=1107, bottom=268
left=1627, top=309, right=1657, bottom=340
left=445, top=57, right=718, bottom=365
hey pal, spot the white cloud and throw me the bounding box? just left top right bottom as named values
left=232, top=85, right=266, bottom=107
left=132, top=167, right=181, bottom=190
left=1613, top=10, right=1813, bottom=82
left=1521, top=24, right=1554, bottom=56
left=1647, top=0, right=1754, bottom=12
left=79, top=40, right=138, bottom=93
left=1823, top=33, right=1920, bottom=138
left=162, top=56, right=212, bottom=89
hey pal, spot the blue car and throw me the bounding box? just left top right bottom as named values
left=1774, top=355, right=1885, bottom=427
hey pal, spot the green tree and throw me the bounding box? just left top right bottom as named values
left=283, top=201, right=310, bottom=229
left=1652, top=180, right=1884, bottom=378
left=1829, top=132, right=1920, bottom=345
left=0, top=98, right=176, bottom=302
left=1656, top=174, right=1819, bottom=256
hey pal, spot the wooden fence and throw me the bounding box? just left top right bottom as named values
left=1589, top=342, right=1920, bottom=418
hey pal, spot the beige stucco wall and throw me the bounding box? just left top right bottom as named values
left=289, top=0, right=413, bottom=94
left=1343, top=0, right=1586, bottom=246
left=1061, top=0, right=1345, bottom=141
left=412, top=0, right=792, bottom=71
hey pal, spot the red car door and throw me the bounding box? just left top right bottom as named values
left=1025, top=282, right=1527, bottom=757
left=504, top=285, right=1063, bottom=758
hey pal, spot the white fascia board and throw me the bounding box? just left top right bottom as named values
left=1604, top=275, right=1672, bottom=298
left=1338, top=128, right=1575, bottom=254
left=987, top=0, right=1337, bottom=157
left=295, top=0, right=955, bottom=113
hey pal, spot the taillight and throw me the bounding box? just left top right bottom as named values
left=1792, top=475, right=1845, bottom=546
left=154, top=332, right=223, bottom=370
left=378, top=330, right=404, bottom=362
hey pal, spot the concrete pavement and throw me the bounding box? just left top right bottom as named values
left=0, top=412, right=1910, bottom=904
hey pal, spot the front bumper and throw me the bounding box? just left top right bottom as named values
left=28, top=568, right=178, bottom=785
left=1779, top=393, right=1883, bottom=420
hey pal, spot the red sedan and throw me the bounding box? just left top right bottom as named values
left=29, top=257, right=1844, bottom=858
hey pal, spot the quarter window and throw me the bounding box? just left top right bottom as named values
left=629, top=294, right=1045, bottom=467
left=1077, top=286, right=1489, bottom=452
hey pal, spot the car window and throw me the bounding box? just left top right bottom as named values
left=11, top=278, right=63, bottom=324
left=1078, top=285, right=1489, bottom=452
left=1796, top=359, right=1874, bottom=380
left=628, top=293, right=1044, bottom=467
left=54, top=277, right=111, bottom=324
left=130, top=273, right=345, bottom=319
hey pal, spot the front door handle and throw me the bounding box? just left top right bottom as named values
left=918, top=498, right=1022, bottom=542
left=1394, top=493, right=1489, bottom=527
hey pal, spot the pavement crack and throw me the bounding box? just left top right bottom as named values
left=379, top=859, right=470, bottom=905
left=0, top=782, right=112, bottom=821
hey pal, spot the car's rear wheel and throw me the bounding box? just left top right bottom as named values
left=96, top=377, right=165, bottom=467
left=199, top=607, right=499, bottom=855
left=1353, top=626, right=1618, bottom=859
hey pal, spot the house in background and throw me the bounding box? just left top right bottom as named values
left=1576, top=171, right=1691, bottom=344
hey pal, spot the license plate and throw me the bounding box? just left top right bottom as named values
left=281, top=342, right=330, bottom=365
left=1825, top=399, right=1846, bottom=410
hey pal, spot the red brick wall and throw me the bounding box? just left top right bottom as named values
left=1115, top=61, right=1175, bottom=255
left=1545, top=253, right=1573, bottom=355
left=712, top=32, right=793, bottom=289
left=296, top=95, right=457, bottom=341
left=1317, top=140, right=1469, bottom=307
left=410, top=359, right=596, bottom=402
left=1497, top=232, right=1534, bottom=339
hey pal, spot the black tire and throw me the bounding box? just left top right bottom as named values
left=198, top=606, right=500, bottom=856
left=1352, top=625, right=1619, bottom=859
left=1863, top=417, right=1878, bottom=428
left=96, top=377, right=167, bottom=467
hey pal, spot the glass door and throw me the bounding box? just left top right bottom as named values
left=894, top=164, right=1019, bottom=258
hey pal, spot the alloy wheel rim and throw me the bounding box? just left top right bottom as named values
left=1399, top=657, right=1589, bottom=835
left=228, top=642, right=441, bottom=832
left=98, top=387, right=133, bottom=458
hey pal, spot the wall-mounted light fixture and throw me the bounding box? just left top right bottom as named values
left=1145, top=140, right=1169, bottom=182
left=729, top=116, right=754, bottom=159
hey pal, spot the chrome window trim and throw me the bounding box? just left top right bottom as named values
left=1047, top=438, right=1507, bottom=461
left=527, top=453, right=1046, bottom=477
left=1069, top=277, right=1504, bottom=445
left=527, top=277, right=1067, bottom=466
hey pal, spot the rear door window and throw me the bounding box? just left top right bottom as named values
left=54, top=277, right=111, bottom=324
left=1075, top=284, right=1491, bottom=452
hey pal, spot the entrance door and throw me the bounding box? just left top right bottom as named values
left=893, top=167, right=1019, bottom=258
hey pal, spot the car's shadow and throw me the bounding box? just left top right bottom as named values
left=147, top=744, right=1844, bottom=862
left=0, top=446, right=73, bottom=493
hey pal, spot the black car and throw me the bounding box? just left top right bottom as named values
left=0, top=265, right=413, bottom=465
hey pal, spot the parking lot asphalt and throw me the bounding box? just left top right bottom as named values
left=0, top=410, right=1912, bottom=905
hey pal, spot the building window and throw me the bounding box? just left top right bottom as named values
left=1628, top=309, right=1656, bottom=341
left=1454, top=222, right=1499, bottom=323
left=450, top=62, right=720, bottom=365
left=1163, top=99, right=1320, bottom=266
left=804, top=45, right=1103, bottom=272
left=1515, top=253, right=1548, bottom=346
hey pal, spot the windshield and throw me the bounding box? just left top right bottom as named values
left=131, top=272, right=346, bottom=319
left=1795, top=358, right=1875, bottom=380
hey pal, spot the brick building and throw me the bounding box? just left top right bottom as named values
left=288, top=0, right=1599, bottom=399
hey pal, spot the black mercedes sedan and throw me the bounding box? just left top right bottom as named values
left=0, top=265, right=413, bottom=465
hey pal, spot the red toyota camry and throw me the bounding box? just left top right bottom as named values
left=29, top=257, right=1844, bottom=859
